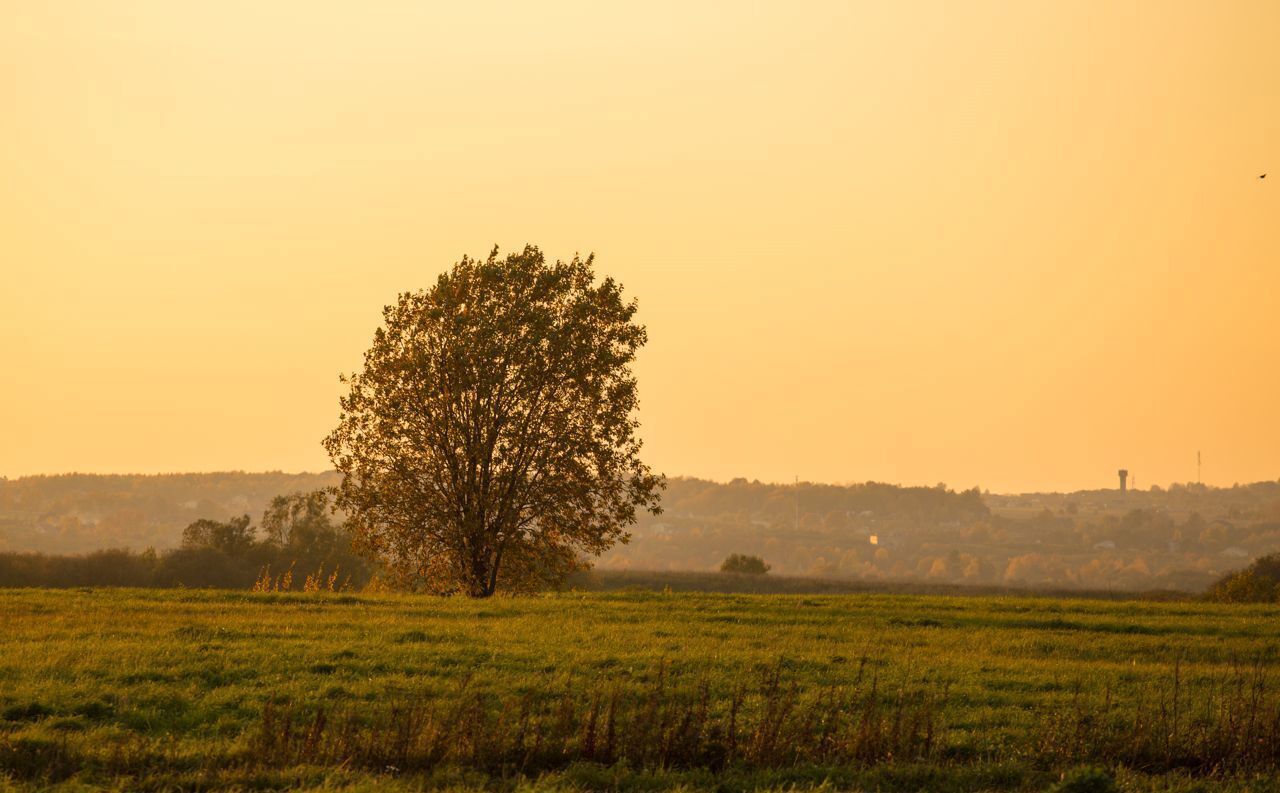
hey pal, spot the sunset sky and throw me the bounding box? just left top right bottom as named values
left=2, top=2, right=1277, bottom=492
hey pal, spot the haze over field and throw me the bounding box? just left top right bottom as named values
left=3, top=2, right=1278, bottom=492
left=6, top=473, right=1280, bottom=593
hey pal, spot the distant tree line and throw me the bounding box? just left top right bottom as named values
left=0, top=471, right=341, bottom=555
left=0, top=491, right=372, bottom=589
left=6, top=471, right=1280, bottom=593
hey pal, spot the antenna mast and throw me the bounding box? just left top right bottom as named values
left=794, top=475, right=799, bottom=532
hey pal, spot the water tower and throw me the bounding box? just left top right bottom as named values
left=1118, top=469, right=1128, bottom=494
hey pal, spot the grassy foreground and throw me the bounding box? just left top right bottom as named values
left=2, top=589, right=1279, bottom=792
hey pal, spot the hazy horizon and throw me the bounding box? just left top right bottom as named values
left=4, top=2, right=1277, bottom=492
left=0, top=467, right=1266, bottom=497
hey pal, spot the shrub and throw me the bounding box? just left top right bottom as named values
left=720, top=554, right=770, bottom=575
left=1205, top=553, right=1280, bottom=602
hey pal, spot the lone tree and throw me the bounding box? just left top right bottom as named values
left=324, top=246, right=663, bottom=596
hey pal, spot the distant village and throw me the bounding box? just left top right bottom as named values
left=3, top=472, right=1279, bottom=592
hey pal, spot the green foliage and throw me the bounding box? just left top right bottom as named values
left=324, top=246, right=663, bottom=596
left=720, top=553, right=771, bottom=575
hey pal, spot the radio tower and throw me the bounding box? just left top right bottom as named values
left=794, top=475, right=800, bottom=532
left=1197, top=451, right=1201, bottom=485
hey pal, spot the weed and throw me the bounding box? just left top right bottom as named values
left=1036, top=657, right=1280, bottom=774
left=252, top=660, right=943, bottom=774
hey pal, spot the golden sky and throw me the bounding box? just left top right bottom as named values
left=2, top=1, right=1277, bottom=492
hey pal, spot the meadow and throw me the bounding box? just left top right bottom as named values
left=2, top=588, right=1280, bottom=792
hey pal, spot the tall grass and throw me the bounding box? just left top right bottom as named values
left=251, top=562, right=352, bottom=593
left=253, top=657, right=1280, bottom=778
left=253, top=660, right=943, bottom=773
left=1036, top=656, right=1280, bottom=773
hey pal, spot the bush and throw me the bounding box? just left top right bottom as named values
left=720, top=554, right=770, bottom=575
left=0, top=545, right=373, bottom=590
left=1205, top=553, right=1280, bottom=602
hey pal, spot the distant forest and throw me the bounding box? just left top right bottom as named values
left=3, top=472, right=1280, bottom=591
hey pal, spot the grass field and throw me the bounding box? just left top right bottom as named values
left=3, top=589, right=1280, bottom=791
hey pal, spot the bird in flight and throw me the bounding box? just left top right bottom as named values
left=1262, top=173, right=1268, bottom=179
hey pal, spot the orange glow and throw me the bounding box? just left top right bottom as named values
left=2, top=2, right=1277, bottom=491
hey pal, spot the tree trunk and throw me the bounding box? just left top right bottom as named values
left=467, top=557, right=495, bottom=597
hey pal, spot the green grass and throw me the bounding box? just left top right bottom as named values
left=2, top=588, right=1279, bottom=791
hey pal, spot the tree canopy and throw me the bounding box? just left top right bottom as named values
left=324, top=246, right=663, bottom=596
left=261, top=490, right=345, bottom=556
left=181, top=515, right=255, bottom=556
